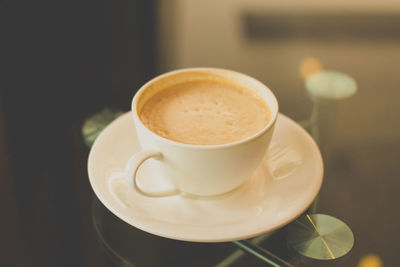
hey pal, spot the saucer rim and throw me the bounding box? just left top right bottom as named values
left=88, top=112, right=323, bottom=243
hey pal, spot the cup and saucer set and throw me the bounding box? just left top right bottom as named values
left=87, top=68, right=323, bottom=243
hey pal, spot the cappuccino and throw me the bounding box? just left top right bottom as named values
left=140, top=79, right=271, bottom=145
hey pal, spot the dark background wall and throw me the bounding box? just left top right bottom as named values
left=0, top=1, right=157, bottom=266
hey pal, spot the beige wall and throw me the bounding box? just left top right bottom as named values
left=158, top=0, right=400, bottom=146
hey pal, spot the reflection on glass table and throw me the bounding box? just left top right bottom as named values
left=92, top=197, right=238, bottom=266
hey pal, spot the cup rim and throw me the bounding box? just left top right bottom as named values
left=131, top=67, right=279, bottom=150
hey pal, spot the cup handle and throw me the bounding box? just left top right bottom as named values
left=125, top=150, right=180, bottom=197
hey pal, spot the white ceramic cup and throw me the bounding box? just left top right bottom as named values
left=125, top=68, right=278, bottom=197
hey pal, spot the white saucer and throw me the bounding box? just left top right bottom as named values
left=88, top=113, right=323, bottom=243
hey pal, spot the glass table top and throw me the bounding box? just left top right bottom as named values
left=79, top=83, right=396, bottom=266
left=2, top=72, right=398, bottom=267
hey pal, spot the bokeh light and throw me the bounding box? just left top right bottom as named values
left=299, top=57, right=323, bottom=79
left=357, top=254, right=384, bottom=267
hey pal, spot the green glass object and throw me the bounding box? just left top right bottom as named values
left=306, top=70, right=357, bottom=101
left=287, top=214, right=354, bottom=260
left=82, top=108, right=124, bottom=147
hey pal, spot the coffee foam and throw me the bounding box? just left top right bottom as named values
left=139, top=77, right=271, bottom=145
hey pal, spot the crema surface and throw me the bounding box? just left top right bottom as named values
left=140, top=80, right=271, bottom=145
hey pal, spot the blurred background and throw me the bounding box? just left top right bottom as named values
left=1, top=0, right=399, bottom=266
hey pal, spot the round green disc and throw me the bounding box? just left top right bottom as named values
left=287, top=214, right=354, bottom=260
left=306, top=71, right=357, bottom=101
left=82, top=108, right=124, bottom=147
